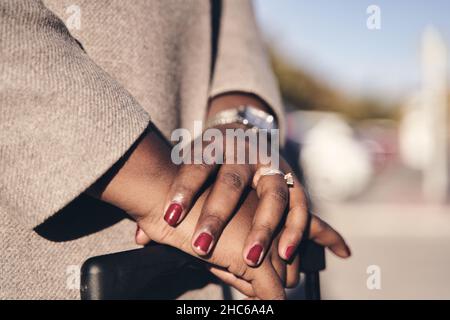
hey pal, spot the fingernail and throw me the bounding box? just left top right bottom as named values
left=344, top=245, right=352, bottom=257
left=193, top=232, right=213, bottom=254
left=337, top=245, right=351, bottom=258
left=285, top=245, right=295, bottom=260
left=246, top=244, right=263, bottom=265
left=164, top=203, right=183, bottom=226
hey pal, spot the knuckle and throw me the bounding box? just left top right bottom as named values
left=284, top=227, right=303, bottom=242
left=266, top=187, right=289, bottom=205
left=287, top=211, right=307, bottom=230
left=292, top=204, right=307, bottom=217
left=314, top=218, right=328, bottom=235
left=297, top=199, right=308, bottom=212
left=228, top=260, right=248, bottom=279
left=254, top=220, right=275, bottom=236
left=219, top=170, right=245, bottom=191
left=201, top=213, right=226, bottom=229
left=173, top=183, right=194, bottom=199
left=154, top=223, right=176, bottom=245
left=181, top=158, right=212, bottom=173
left=193, top=161, right=214, bottom=171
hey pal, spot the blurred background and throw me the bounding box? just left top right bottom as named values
left=253, top=0, right=450, bottom=299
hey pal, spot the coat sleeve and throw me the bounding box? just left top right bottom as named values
left=209, top=0, right=286, bottom=141
left=0, top=0, right=150, bottom=227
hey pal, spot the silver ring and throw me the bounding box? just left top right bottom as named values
left=252, top=167, right=294, bottom=189
left=284, top=173, right=294, bottom=188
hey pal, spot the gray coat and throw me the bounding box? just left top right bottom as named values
left=0, top=0, right=284, bottom=299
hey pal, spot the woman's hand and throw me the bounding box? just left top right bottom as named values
left=207, top=232, right=302, bottom=298
left=143, top=189, right=297, bottom=299
left=160, top=93, right=351, bottom=266
left=137, top=219, right=301, bottom=297
left=93, top=127, right=289, bottom=299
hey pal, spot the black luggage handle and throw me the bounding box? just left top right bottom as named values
left=298, top=240, right=325, bottom=300
left=80, top=240, right=325, bottom=300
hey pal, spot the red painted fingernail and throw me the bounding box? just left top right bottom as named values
left=193, top=232, right=213, bottom=254
left=246, top=244, right=263, bottom=265
left=164, top=203, right=183, bottom=226
left=285, top=245, right=295, bottom=260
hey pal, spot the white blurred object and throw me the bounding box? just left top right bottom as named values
left=400, top=27, right=448, bottom=203
left=399, top=97, right=434, bottom=171
left=301, top=114, right=373, bottom=201
left=420, top=27, right=448, bottom=203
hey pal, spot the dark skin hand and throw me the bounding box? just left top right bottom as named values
left=91, top=128, right=287, bottom=299
left=91, top=126, right=350, bottom=299
left=137, top=93, right=351, bottom=267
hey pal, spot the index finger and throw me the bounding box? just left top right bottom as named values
left=163, top=162, right=215, bottom=226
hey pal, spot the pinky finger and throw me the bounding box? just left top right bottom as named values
left=309, top=215, right=351, bottom=258
left=135, top=225, right=151, bottom=245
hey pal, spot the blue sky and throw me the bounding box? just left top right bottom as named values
left=254, top=0, right=450, bottom=102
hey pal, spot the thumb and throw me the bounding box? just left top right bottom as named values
left=135, top=225, right=152, bottom=245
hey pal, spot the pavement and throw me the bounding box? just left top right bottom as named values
left=317, top=166, right=450, bottom=299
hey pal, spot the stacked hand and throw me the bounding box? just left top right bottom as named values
left=95, top=94, right=350, bottom=299
left=134, top=127, right=350, bottom=297
left=155, top=126, right=350, bottom=264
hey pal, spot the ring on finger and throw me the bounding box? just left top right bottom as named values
left=252, top=167, right=294, bottom=189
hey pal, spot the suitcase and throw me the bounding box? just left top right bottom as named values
left=80, top=240, right=325, bottom=300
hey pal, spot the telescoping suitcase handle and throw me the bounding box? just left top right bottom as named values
left=298, top=240, right=326, bottom=300
left=80, top=240, right=325, bottom=300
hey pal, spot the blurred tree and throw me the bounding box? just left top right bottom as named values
left=269, top=50, right=399, bottom=121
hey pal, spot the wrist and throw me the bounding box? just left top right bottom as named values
left=208, top=92, right=273, bottom=119
left=92, top=127, right=176, bottom=226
